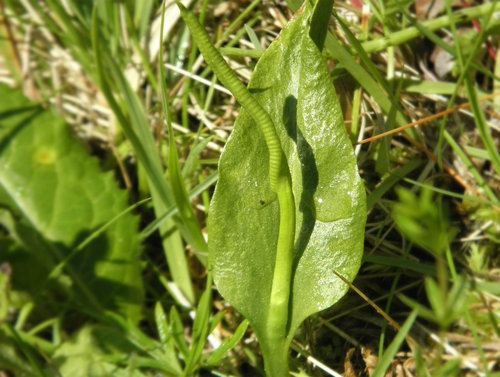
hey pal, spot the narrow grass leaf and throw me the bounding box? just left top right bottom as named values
left=361, top=2, right=500, bottom=54
left=402, top=178, right=496, bottom=206
left=134, top=0, right=154, bottom=39
left=370, top=310, right=417, bottom=377
left=219, top=46, right=263, bottom=58
left=123, top=6, right=159, bottom=92
left=159, top=0, right=208, bottom=256
left=208, top=310, right=227, bottom=334
left=140, top=171, right=217, bottom=239
left=182, top=136, right=213, bottom=179
left=170, top=306, right=189, bottom=358
left=363, top=255, right=435, bottom=276
left=324, top=32, right=408, bottom=127
left=334, top=14, right=389, bottom=93
left=183, top=274, right=213, bottom=376
left=443, top=131, right=499, bottom=204
left=367, top=159, right=422, bottom=210
left=91, top=5, right=196, bottom=302
left=424, top=278, right=445, bottom=321
left=397, top=294, right=437, bottom=323
left=244, top=24, right=263, bottom=51
left=205, top=319, right=249, bottom=367
left=464, top=82, right=500, bottom=176
left=464, top=309, right=490, bottom=374
left=155, top=302, right=170, bottom=345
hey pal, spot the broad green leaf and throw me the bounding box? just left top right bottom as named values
left=0, top=84, right=143, bottom=322
left=50, top=325, right=156, bottom=377
left=208, top=0, right=365, bottom=361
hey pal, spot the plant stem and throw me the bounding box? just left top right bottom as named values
left=265, top=170, right=296, bottom=376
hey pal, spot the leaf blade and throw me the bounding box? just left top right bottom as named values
left=0, top=84, right=144, bottom=321
left=208, top=0, right=366, bottom=354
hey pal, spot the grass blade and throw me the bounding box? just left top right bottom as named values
left=159, top=0, right=208, bottom=259
left=91, top=5, right=196, bottom=303
left=371, top=310, right=418, bottom=377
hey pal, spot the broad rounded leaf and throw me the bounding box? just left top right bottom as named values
left=208, top=3, right=366, bottom=347
left=51, top=325, right=153, bottom=377
left=0, top=84, right=144, bottom=321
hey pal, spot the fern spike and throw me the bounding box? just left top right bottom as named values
left=175, top=1, right=282, bottom=191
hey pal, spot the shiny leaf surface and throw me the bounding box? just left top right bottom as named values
left=208, top=0, right=366, bottom=354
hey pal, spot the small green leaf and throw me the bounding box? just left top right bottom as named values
left=208, top=0, right=365, bottom=366
left=0, top=84, right=143, bottom=321
left=183, top=275, right=213, bottom=376
left=393, top=187, right=458, bottom=256
left=425, top=278, right=446, bottom=320
left=244, top=24, right=264, bottom=51
left=0, top=263, right=11, bottom=322
left=204, top=319, right=249, bottom=367
left=170, top=306, right=189, bottom=358
left=154, top=302, right=170, bottom=345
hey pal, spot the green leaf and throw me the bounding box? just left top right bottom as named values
left=51, top=325, right=149, bottom=377
left=170, top=306, right=189, bottom=358
left=204, top=319, right=248, bottom=367
left=0, top=324, right=43, bottom=377
left=183, top=274, right=213, bottom=376
left=159, top=1, right=208, bottom=266
left=154, top=302, right=170, bottom=345
left=90, top=8, right=196, bottom=304
left=0, top=262, right=11, bottom=321
left=208, top=0, right=365, bottom=363
left=393, top=187, right=458, bottom=256
left=370, top=310, right=417, bottom=377
left=0, top=84, right=143, bottom=322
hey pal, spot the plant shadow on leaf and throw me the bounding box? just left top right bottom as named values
left=282, top=95, right=319, bottom=329
left=0, top=107, right=43, bottom=152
